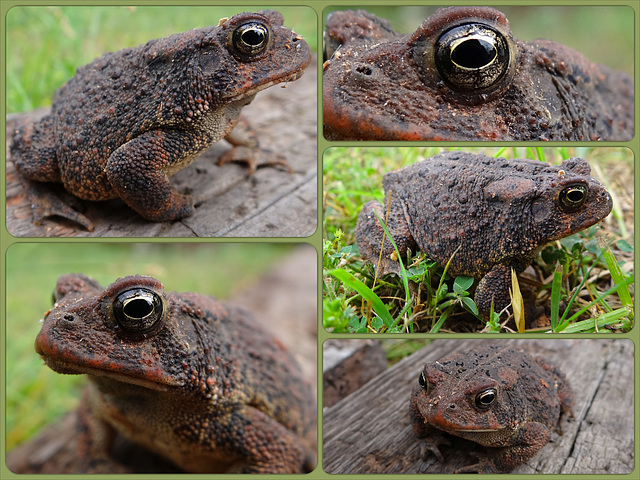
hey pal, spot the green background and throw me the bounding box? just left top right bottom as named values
left=2, top=1, right=638, bottom=479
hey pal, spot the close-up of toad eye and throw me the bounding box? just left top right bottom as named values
left=113, top=287, right=165, bottom=333
left=559, top=184, right=588, bottom=212
left=418, top=371, right=429, bottom=390
left=474, top=388, right=497, bottom=409
left=231, top=21, right=271, bottom=58
left=434, top=23, right=510, bottom=91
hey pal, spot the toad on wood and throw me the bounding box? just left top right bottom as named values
left=410, top=345, right=573, bottom=473
left=10, top=10, right=311, bottom=230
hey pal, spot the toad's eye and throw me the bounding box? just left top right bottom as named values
left=113, top=288, right=165, bottom=334
left=434, top=23, right=510, bottom=91
left=475, top=388, right=497, bottom=409
left=232, top=21, right=270, bottom=58
left=418, top=371, right=428, bottom=390
left=559, top=184, right=588, bottom=212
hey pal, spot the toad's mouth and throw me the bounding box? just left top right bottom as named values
left=225, top=69, right=308, bottom=103
left=37, top=355, right=179, bottom=392
left=451, top=427, right=501, bottom=433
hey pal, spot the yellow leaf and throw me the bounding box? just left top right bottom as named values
left=509, top=268, right=525, bottom=333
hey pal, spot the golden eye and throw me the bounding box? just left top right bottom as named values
left=232, top=21, right=270, bottom=57
left=418, top=371, right=429, bottom=390
left=113, top=288, right=164, bottom=334
left=475, top=388, right=497, bottom=408
left=434, top=23, right=510, bottom=91
left=559, top=184, right=588, bottom=212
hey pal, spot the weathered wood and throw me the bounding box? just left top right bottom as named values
left=322, top=339, right=634, bottom=474
left=7, top=248, right=318, bottom=473
left=323, top=339, right=387, bottom=408
left=5, top=57, right=317, bottom=238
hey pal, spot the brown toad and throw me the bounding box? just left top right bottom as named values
left=355, top=152, right=613, bottom=319
left=11, top=10, right=311, bottom=229
left=323, top=7, right=633, bottom=141
left=34, top=274, right=316, bottom=473
left=410, top=345, right=573, bottom=473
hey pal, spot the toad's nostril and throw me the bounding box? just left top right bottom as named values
left=356, top=65, right=373, bottom=76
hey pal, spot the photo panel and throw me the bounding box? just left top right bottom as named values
left=5, top=242, right=317, bottom=474
left=6, top=5, right=318, bottom=237
left=323, top=147, right=634, bottom=333
left=323, top=338, right=634, bottom=474
left=322, top=5, right=633, bottom=141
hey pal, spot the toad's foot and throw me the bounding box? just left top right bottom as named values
left=454, top=450, right=501, bottom=474
left=418, top=435, right=451, bottom=463
left=23, top=179, right=94, bottom=231
left=217, top=146, right=292, bottom=174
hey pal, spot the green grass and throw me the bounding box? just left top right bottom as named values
left=6, top=5, right=317, bottom=113
left=6, top=243, right=292, bottom=450
left=323, top=147, right=634, bottom=334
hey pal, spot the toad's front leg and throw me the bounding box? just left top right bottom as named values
left=456, top=422, right=552, bottom=473
left=105, top=129, right=208, bottom=222
left=474, top=264, right=514, bottom=320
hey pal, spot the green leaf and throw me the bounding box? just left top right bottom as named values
left=550, top=265, right=563, bottom=331
left=453, top=275, right=474, bottom=293
left=560, top=235, right=583, bottom=251
left=460, top=296, right=479, bottom=315
left=348, top=316, right=367, bottom=333
left=328, top=268, right=395, bottom=328
left=371, top=316, right=384, bottom=331
left=540, top=246, right=565, bottom=265
left=616, top=239, right=634, bottom=253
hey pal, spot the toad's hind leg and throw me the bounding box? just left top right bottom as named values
left=11, top=119, right=95, bottom=230
left=10, top=117, right=61, bottom=183
left=105, top=130, right=203, bottom=222
left=184, top=406, right=311, bottom=474
left=21, top=179, right=95, bottom=231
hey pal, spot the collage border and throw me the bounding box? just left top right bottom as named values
left=1, top=0, right=638, bottom=479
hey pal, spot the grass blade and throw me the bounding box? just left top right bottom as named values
left=328, top=268, right=395, bottom=328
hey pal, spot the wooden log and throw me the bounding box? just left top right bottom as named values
left=5, top=57, right=317, bottom=238
left=322, top=338, right=634, bottom=474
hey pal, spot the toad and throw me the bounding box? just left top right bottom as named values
left=323, top=7, right=633, bottom=141
left=34, top=274, right=316, bottom=473
left=10, top=10, right=311, bottom=229
left=410, top=345, right=573, bottom=473
left=355, top=152, right=613, bottom=319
